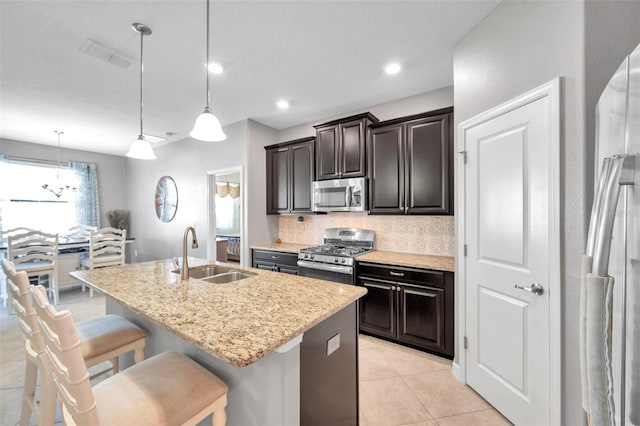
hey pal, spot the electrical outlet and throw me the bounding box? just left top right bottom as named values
left=326, top=333, right=340, bottom=356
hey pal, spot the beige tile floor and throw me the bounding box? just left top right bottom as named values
left=1, top=287, right=511, bottom=426
left=358, top=334, right=511, bottom=425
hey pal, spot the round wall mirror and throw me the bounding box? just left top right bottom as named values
left=155, top=176, right=178, bottom=222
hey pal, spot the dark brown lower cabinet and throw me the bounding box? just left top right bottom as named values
left=252, top=249, right=298, bottom=274
left=357, top=262, right=453, bottom=358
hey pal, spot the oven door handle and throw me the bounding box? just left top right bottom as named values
left=297, top=260, right=353, bottom=275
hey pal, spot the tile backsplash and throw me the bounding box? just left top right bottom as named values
left=279, top=213, right=455, bottom=257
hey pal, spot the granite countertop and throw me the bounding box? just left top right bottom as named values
left=71, top=258, right=365, bottom=368
left=357, top=251, right=455, bottom=272
left=251, top=242, right=309, bottom=254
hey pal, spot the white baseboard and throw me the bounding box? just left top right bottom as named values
left=451, top=361, right=462, bottom=382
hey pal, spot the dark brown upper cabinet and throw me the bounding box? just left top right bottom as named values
left=265, top=137, right=315, bottom=215
left=368, top=107, right=453, bottom=215
left=314, top=113, right=378, bottom=180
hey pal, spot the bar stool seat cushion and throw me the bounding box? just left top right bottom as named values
left=91, top=351, right=228, bottom=426
left=76, top=315, right=146, bottom=360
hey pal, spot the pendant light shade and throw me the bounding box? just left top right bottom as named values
left=190, top=107, right=226, bottom=142
left=190, top=0, right=226, bottom=142
left=126, top=23, right=156, bottom=160
left=127, top=135, right=156, bottom=160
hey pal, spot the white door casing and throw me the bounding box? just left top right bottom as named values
left=456, top=79, right=561, bottom=425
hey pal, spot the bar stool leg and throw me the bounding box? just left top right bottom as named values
left=20, top=360, right=37, bottom=426
left=212, top=395, right=228, bottom=426
left=134, top=348, right=145, bottom=363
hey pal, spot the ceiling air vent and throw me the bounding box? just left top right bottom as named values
left=79, top=39, right=132, bottom=69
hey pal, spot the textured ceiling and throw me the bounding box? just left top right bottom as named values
left=0, top=0, right=499, bottom=156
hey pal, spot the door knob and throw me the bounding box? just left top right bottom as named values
left=514, top=283, right=544, bottom=296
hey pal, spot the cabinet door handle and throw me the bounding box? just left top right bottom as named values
left=396, top=286, right=401, bottom=292
left=271, top=255, right=279, bottom=259
left=365, top=282, right=393, bottom=291
left=389, top=271, right=405, bottom=277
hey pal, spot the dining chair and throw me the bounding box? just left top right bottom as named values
left=0, top=227, right=35, bottom=312
left=2, top=259, right=147, bottom=426
left=7, top=229, right=59, bottom=305
left=2, top=227, right=36, bottom=240
left=64, top=224, right=97, bottom=294
left=80, top=227, right=126, bottom=297
left=64, top=224, right=97, bottom=239
left=31, top=284, right=228, bottom=426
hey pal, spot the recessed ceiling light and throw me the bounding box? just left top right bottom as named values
left=384, top=63, right=402, bottom=75
left=276, top=100, right=290, bottom=110
left=207, top=63, right=224, bottom=74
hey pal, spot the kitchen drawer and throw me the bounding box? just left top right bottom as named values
left=357, top=262, right=445, bottom=288
left=253, top=249, right=298, bottom=267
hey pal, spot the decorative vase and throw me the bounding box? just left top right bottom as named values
left=108, top=210, right=129, bottom=232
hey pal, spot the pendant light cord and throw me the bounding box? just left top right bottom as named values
left=139, top=28, right=144, bottom=137
left=206, top=0, right=211, bottom=109
left=54, top=130, right=63, bottom=180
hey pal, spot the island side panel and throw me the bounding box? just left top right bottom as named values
left=106, top=297, right=301, bottom=426
left=300, top=301, right=359, bottom=425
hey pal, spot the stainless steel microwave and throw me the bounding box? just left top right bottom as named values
left=312, top=178, right=367, bottom=212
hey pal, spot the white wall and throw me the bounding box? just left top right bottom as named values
left=0, top=138, right=127, bottom=227
left=125, top=121, right=247, bottom=262
left=276, top=86, right=453, bottom=142
left=453, top=1, right=640, bottom=423
left=245, top=119, right=279, bottom=262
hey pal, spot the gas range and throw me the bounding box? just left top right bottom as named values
left=299, top=244, right=372, bottom=266
left=297, top=228, right=375, bottom=284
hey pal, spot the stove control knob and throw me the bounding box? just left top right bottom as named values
left=341, top=258, right=346, bottom=264
left=310, top=255, right=314, bottom=260
left=334, top=257, right=339, bottom=263
left=303, top=254, right=308, bottom=259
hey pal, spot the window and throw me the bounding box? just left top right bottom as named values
left=215, top=194, right=240, bottom=233
left=0, top=159, right=80, bottom=234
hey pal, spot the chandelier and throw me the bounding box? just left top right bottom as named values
left=42, top=130, right=77, bottom=198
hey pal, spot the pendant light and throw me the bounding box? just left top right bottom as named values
left=189, top=0, right=226, bottom=142
left=42, top=130, right=77, bottom=198
left=126, top=23, right=156, bottom=160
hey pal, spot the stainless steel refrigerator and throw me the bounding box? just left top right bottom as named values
left=594, top=41, right=640, bottom=425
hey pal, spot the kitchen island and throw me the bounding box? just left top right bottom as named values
left=71, top=258, right=366, bottom=426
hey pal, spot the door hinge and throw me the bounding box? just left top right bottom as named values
left=458, top=150, right=467, bottom=164
left=464, top=336, right=468, bottom=349
left=463, top=244, right=468, bottom=257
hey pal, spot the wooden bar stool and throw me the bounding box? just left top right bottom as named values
left=31, top=285, right=229, bottom=426
left=2, top=259, right=147, bottom=426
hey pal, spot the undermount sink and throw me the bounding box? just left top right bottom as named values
left=172, top=264, right=256, bottom=283
left=202, top=271, right=256, bottom=284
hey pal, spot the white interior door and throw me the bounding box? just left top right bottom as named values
left=461, top=81, right=560, bottom=425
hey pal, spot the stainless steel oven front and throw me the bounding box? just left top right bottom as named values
left=297, top=260, right=355, bottom=285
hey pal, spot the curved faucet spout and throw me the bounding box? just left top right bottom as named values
left=181, top=226, right=199, bottom=280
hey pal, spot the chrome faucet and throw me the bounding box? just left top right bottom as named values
left=181, top=226, right=199, bottom=280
